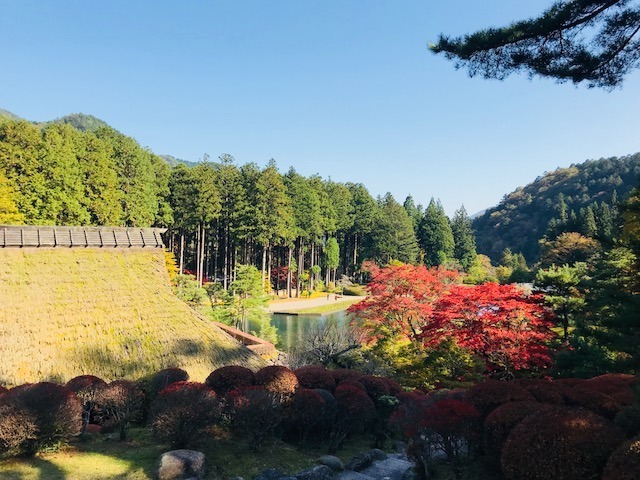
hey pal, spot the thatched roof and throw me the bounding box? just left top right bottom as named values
left=0, top=247, right=264, bottom=386
left=0, top=225, right=166, bottom=248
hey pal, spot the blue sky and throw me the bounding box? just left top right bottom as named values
left=1, top=1, right=639, bottom=216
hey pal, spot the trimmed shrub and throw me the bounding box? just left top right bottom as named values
left=1, top=382, right=82, bottom=455
left=294, top=366, right=335, bottom=392
left=337, top=378, right=367, bottom=392
left=360, top=375, right=390, bottom=401
left=0, top=403, right=38, bottom=455
left=255, top=366, right=299, bottom=396
left=614, top=405, right=640, bottom=438
left=585, top=374, right=637, bottom=406
left=334, top=384, right=376, bottom=431
left=563, top=386, right=620, bottom=419
left=331, top=368, right=362, bottom=383
left=313, top=388, right=337, bottom=441
left=484, top=401, right=554, bottom=459
left=514, top=379, right=563, bottom=404
left=96, top=380, right=144, bottom=440
left=380, top=376, right=403, bottom=396
left=147, top=368, right=189, bottom=399
left=467, top=380, right=534, bottom=416
left=0, top=385, right=8, bottom=396
left=603, top=436, right=640, bottom=480
left=501, top=407, right=625, bottom=480
left=149, top=381, right=221, bottom=448
left=205, top=365, right=255, bottom=396
left=66, top=375, right=108, bottom=432
left=287, top=388, right=326, bottom=444
left=388, top=391, right=430, bottom=439
left=227, top=386, right=283, bottom=452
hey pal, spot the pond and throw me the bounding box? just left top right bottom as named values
left=249, top=310, right=353, bottom=352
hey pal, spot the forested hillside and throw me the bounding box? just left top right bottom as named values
left=473, top=154, right=640, bottom=262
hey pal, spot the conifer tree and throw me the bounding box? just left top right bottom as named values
left=419, top=199, right=454, bottom=267
left=451, top=205, right=477, bottom=271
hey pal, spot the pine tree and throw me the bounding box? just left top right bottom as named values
left=419, top=199, right=454, bottom=267
left=451, top=205, right=477, bottom=271
left=372, top=193, right=419, bottom=264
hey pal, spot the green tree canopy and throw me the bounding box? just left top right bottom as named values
left=431, top=0, right=640, bottom=88
left=419, top=198, right=454, bottom=267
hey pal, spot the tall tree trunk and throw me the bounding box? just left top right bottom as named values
left=199, top=224, right=206, bottom=287
left=223, top=226, right=229, bottom=290
left=179, top=232, right=185, bottom=275
left=267, top=246, right=272, bottom=295
left=287, top=246, right=293, bottom=298
left=353, top=233, right=358, bottom=277
left=310, top=242, right=315, bottom=292
left=262, top=245, right=267, bottom=288
left=296, top=238, right=303, bottom=298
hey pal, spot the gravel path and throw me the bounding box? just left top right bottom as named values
left=267, top=295, right=366, bottom=313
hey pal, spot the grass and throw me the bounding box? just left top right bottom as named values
left=0, top=428, right=385, bottom=479
left=0, top=248, right=264, bottom=386
left=293, top=298, right=363, bottom=315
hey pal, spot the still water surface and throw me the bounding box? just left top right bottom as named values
left=249, top=310, right=352, bottom=352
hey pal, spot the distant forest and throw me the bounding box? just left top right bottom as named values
left=1, top=111, right=639, bottom=293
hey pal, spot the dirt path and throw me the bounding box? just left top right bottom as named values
left=267, top=294, right=366, bottom=313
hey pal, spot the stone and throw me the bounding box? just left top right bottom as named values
left=360, top=457, right=414, bottom=480
left=345, top=450, right=388, bottom=472
left=157, top=449, right=206, bottom=480
left=334, top=471, right=373, bottom=480
left=254, top=469, right=295, bottom=480
left=316, top=456, right=344, bottom=472
left=294, top=465, right=334, bottom=480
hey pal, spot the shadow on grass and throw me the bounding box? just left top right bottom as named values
left=0, top=456, right=67, bottom=480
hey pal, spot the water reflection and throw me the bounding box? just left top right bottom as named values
left=248, top=310, right=351, bottom=352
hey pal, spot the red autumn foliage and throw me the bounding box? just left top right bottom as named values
left=337, top=378, right=367, bottom=392
left=293, top=366, right=336, bottom=391
left=147, top=368, right=189, bottom=399
left=420, top=283, right=554, bottom=373
left=348, top=263, right=459, bottom=344
left=255, top=366, right=299, bottom=396
left=484, top=401, right=555, bottom=458
left=270, top=266, right=296, bottom=288
left=95, top=380, right=144, bottom=440
left=0, top=403, right=38, bottom=455
left=359, top=375, right=391, bottom=400
left=380, top=376, right=403, bottom=396
left=0, top=385, right=8, bottom=396
left=614, top=405, right=640, bottom=437
left=388, top=391, right=429, bottom=438
left=205, top=365, right=255, bottom=396
left=467, top=380, right=534, bottom=416
left=1, top=382, right=82, bottom=455
left=149, top=381, right=221, bottom=448
left=501, top=407, right=625, bottom=480
left=603, top=436, right=640, bottom=480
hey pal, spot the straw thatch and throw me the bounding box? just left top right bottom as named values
left=0, top=248, right=264, bottom=386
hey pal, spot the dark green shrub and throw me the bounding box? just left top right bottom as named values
left=149, top=381, right=221, bottom=448
left=0, top=382, right=82, bottom=455
left=205, top=365, right=255, bottom=396
left=501, top=407, right=625, bottom=480
left=603, top=435, right=640, bottom=480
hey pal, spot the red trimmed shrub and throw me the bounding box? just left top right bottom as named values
left=380, top=376, right=403, bottom=396
left=467, top=380, right=534, bottom=416
left=255, top=366, right=299, bottom=396
left=0, top=403, right=38, bottom=455
left=563, top=387, right=620, bottom=419
left=331, top=368, right=362, bottom=383
left=360, top=375, right=390, bottom=400
left=96, top=380, right=144, bottom=440
left=227, top=386, right=283, bottom=452
left=205, top=365, right=255, bottom=396
left=0, top=385, right=8, bottom=396
left=1, top=382, right=82, bottom=455
left=287, top=388, right=326, bottom=444
left=147, top=368, right=189, bottom=399
left=294, top=366, right=335, bottom=391
left=555, top=377, right=586, bottom=389
left=334, top=384, right=376, bottom=430
left=337, top=378, right=367, bottom=392
left=501, top=407, right=625, bottom=480
left=603, top=436, right=640, bottom=480
left=514, top=379, right=563, bottom=404
left=484, top=401, right=555, bottom=459
left=66, top=375, right=107, bottom=403
left=586, top=374, right=638, bottom=406
left=149, top=381, right=221, bottom=448
left=615, top=405, right=640, bottom=437
left=388, top=391, right=430, bottom=439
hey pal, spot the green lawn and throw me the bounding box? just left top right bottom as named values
left=0, top=429, right=384, bottom=479
left=293, top=298, right=362, bottom=315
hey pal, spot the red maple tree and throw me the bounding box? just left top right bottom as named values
left=419, top=283, right=554, bottom=374
left=348, top=261, right=459, bottom=344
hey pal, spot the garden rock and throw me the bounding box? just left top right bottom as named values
left=254, top=469, right=295, bottom=480
left=316, top=455, right=344, bottom=471
left=345, top=450, right=388, bottom=472
left=157, top=449, right=206, bottom=480
left=294, top=465, right=335, bottom=480
left=334, top=471, right=373, bottom=480
left=359, top=455, right=413, bottom=480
